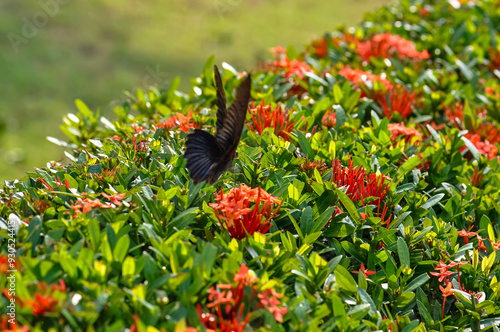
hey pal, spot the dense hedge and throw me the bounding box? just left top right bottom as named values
left=2, top=0, right=500, bottom=331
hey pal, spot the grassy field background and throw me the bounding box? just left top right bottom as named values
left=0, top=0, right=389, bottom=182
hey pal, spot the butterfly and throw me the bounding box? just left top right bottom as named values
left=184, top=65, right=252, bottom=184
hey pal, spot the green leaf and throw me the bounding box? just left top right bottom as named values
left=75, top=99, right=93, bottom=119
left=334, top=265, right=357, bottom=293
left=336, top=105, right=347, bottom=129
left=357, top=287, right=377, bottom=315
left=455, top=59, right=474, bottom=81
left=397, top=155, right=420, bottom=178
left=122, top=256, right=136, bottom=278
left=168, top=207, right=199, bottom=233
left=397, top=237, right=410, bottom=268
left=300, top=206, right=314, bottom=235
left=426, top=124, right=442, bottom=145
left=204, top=55, right=216, bottom=86
left=88, top=219, right=101, bottom=251
left=113, top=235, right=130, bottom=263
left=405, top=273, right=430, bottom=293
left=417, top=300, right=434, bottom=326
left=296, top=131, right=315, bottom=159
left=346, top=304, right=370, bottom=320
left=422, top=193, right=444, bottom=209
left=336, top=189, right=359, bottom=224
left=461, top=136, right=480, bottom=161
left=26, top=216, right=43, bottom=254
left=401, top=320, right=419, bottom=332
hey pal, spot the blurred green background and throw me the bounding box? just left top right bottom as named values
left=0, top=0, right=389, bottom=182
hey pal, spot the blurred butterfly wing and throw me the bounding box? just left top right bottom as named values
left=184, top=69, right=251, bottom=184
left=213, top=65, right=227, bottom=136
left=184, top=129, right=222, bottom=184
left=215, top=75, right=252, bottom=152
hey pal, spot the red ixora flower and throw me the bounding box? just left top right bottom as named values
left=0, top=315, right=29, bottom=332
left=439, top=282, right=455, bottom=319
left=270, top=45, right=287, bottom=60
left=352, top=263, right=376, bottom=278
left=460, top=133, right=498, bottom=160
left=311, top=37, right=329, bottom=58
left=101, top=192, right=127, bottom=206
left=197, top=264, right=287, bottom=331
left=470, top=169, right=484, bottom=187
left=485, top=87, right=500, bottom=99
left=332, top=159, right=390, bottom=205
left=442, top=102, right=500, bottom=144
left=10, top=279, right=67, bottom=317
left=442, top=102, right=487, bottom=126
left=488, top=47, right=500, bottom=72
left=0, top=255, right=18, bottom=275
left=269, top=55, right=311, bottom=80
left=357, top=33, right=430, bottom=62
left=339, top=68, right=393, bottom=92
left=322, top=110, right=337, bottom=129
left=330, top=159, right=392, bottom=228
left=209, top=184, right=282, bottom=239
left=371, top=85, right=417, bottom=119
left=157, top=110, right=200, bottom=133
left=71, top=196, right=112, bottom=218
left=457, top=226, right=478, bottom=245
left=300, top=157, right=327, bottom=174
left=387, top=123, right=423, bottom=145
left=247, top=100, right=296, bottom=141
left=310, top=33, right=360, bottom=58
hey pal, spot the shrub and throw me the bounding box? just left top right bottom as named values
left=2, top=0, right=500, bottom=331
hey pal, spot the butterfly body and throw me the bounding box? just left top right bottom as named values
left=184, top=65, right=251, bottom=184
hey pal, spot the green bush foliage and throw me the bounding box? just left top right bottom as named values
left=2, top=0, right=500, bottom=331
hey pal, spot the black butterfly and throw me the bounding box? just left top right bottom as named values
left=184, top=65, right=252, bottom=184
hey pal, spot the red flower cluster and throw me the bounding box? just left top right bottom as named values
left=311, top=37, right=328, bottom=58
left=322, top=110, right=336, bottom=128
left=1, top=316, right=28, bottom=332
left=488, top=48, right=500, bottom=72
left=387, top=123, right=423, bottom=145
left=71, top=196, right=112, bottom=217
left=443, top=102, right=486, bottom=126
left=102, top=192, right=127, bottom=206
left=157, top=110, right=199, bottom=133
left=270, top=45, right=287, bottom=60
left=132, top=135, right=148, bottom=153
left=196, top=264, right=287, bottom=331
left=372, top=85, right=417, bottom=119
left=331, top=159, right=391, bottom=227
left=310, top=33, right=361, bottom=58
left=357, top=33, right=430, bottom=61
left=485, top=87, right=500, bottom=99
left=430, top=260, right=472, bottom=319
left=460, top=133, right=498, bottom=160
left=209, top=184, right=282, bottom=239
left=332, top=159, right=390, bottom=206
left=339, top=68, right=393, bottom=91
left=470, top=169, right=484, bottom=187
left=442, top=102, right=500, bottom=145
left=247, top=100, right=296, bottom=141
left=269, top=56, right=311, bottom=80
left=300, top=158, right=327, bottom=174
left=0, top=255, right=18, bottom=275
left=457, top=227, right=500, bottom=252
left=3, top=279, right=66, bottom=317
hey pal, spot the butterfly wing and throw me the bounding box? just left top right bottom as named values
left=215, top=74, right=252, bottom=153
left=184, top=67, right=252, bottom=184
left=184, top=129, right=222, bottom=184
left=213, top=65, right=227, bottom=135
